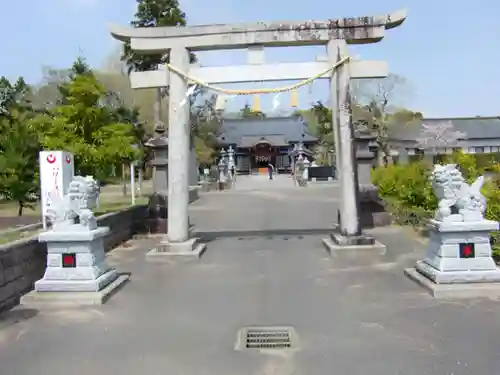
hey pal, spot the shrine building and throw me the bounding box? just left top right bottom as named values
left=217, top=116, right=317, bottom=174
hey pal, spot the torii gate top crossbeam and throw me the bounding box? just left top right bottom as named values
left=109, top=9, right=407, bottom=52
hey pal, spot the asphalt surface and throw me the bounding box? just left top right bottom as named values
left=1, top=175, right=499, bottom=375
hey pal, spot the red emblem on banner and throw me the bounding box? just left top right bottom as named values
left=47, top=154, right=56, bottom=164
left=65, top=155, right=71, bottom=164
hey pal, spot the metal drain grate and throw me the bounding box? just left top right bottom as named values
left=235, top=326, right=299, bottom=351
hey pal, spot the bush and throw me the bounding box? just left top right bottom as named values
left=372, top=151, right=500, bottom=259
left=371, top=162, right=436, bottom=225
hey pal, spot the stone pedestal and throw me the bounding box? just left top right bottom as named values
left=21, top=227, right=129, bottom=306
left=146, top=129, right=169, bottom=234
left=322, top=231, right=386, bottom=265
left=146, top=237, right=206, bottom=263
left=405, top=219, right=500, bottom=298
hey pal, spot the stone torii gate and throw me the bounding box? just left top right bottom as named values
left=109, top=9, right=407, bottom=256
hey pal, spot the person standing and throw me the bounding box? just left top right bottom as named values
left=268, top=163, right=275, bottom=180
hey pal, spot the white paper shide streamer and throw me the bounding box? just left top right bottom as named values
left=271, top=93, right=282, bottom=112
left=179, top=84, right=198, bottom=107
left=215, top=94, right=237, bottom=111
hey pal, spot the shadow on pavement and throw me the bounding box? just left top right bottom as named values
left=0, top=307, right=38, bottom=328
left=193, top=227, right=334, bottom=243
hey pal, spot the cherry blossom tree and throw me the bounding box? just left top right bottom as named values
left=416, top=121, right=467, bottom=150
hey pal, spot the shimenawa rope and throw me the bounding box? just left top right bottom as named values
left=165, top=56, right=350, bottom=96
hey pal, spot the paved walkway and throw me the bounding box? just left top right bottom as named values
left=233, top=174, right=298, bottom=191
left=1, top=179, right=500, bottom=374
left=232, top=174, right=337, bottom=192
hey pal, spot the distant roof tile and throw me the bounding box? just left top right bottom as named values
left=240, top=135, right=288, bottom=147
left=390, top=117, right=500, bottom=141
left=219, top=116, right=317, bottom=146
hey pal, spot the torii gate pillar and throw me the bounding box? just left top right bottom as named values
left=145, top=46, right=207, bottom=259
left=327, top=40, right=363, bottom=242
left=166, top=47, right=191, bottom=243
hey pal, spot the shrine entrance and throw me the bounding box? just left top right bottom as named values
left=109, top=9, right=407, bottom=248
left=250, top=141, right=276, bottom=174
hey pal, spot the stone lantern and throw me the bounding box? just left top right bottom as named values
left=303, top=157, right=310, bottom=181
left=354, top=129, right=390, bottom=228
left=145, top=122, right=169, bottom=233
left=218, top=148, right=229, bottom=189
left=297, top=142, right=305, bottom=160
left=227, top=145, right=235, bottom=171
left=354, top=129, right=376, bottom=187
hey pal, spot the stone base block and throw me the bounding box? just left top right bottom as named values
left=35, top=269, right=118, bottom=292
left=146, top=237, right=206, bottom=263
left=421, top=219, right=499, bottom=277
left=358, top=185, right=391, bottom=228
left=21, top=274, right=130, bottom=307
left=322, top=235, right=386, bottom=264
left=404, top=267, right=500, bottom=299
left=415, top=260, right=500, bottom=284
left=310, top=177, right=335, bottom=182
left=330, top=232, right=376, bottom=246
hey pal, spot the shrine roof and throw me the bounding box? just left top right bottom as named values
left=218, top=116, right=317, bottom=146
left=389, top=117, right=500, bottom=142
left=240, top=136, right=288, bottom=148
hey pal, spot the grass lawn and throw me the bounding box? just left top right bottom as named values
left=0, top=196, right=148, bottom=245
left=0, top=196, right=148, bottom=218
left=0, top=230, right=41, bottom=245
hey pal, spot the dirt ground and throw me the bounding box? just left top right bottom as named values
left=0, top=216, right=40, bottom=230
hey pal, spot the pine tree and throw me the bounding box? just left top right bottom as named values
left=122, top=0, right=196, bottom=129
left=58, top=57, right=92, bottom=105
left=123, top=0, right=194, bottom=72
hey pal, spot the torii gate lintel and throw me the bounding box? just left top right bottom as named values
left=109, top=9, right=407, bottom=51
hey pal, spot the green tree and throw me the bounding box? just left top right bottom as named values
left=190, top=90, right=222, bottom=166
left=122, top=0, right=196, bottom=129
left=352, top=74, right=422, bottom=165
left=95, top=70, right=164, bottom=131
left=0, top=77, right=40, bottom=216
left=32, top=59, right=139, bottom=181
left=239, top=104, right=266, bottom=119
left=57, top=57, right=92, bottom=105
left=308, top=102, right=335, bottom=165
left=0, top=76, right=33, bottom=121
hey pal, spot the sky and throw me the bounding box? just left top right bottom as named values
left=1, top=0, right=499, bottom=117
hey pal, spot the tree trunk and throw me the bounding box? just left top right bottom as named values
left=17, top=201, right=24, bottom=217
left=122, top=163, right=127, bottom=197
left=138, top=168, right=143, bottom=196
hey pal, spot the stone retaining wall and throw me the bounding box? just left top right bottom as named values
left=0, top=204, right=148, bottom=313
